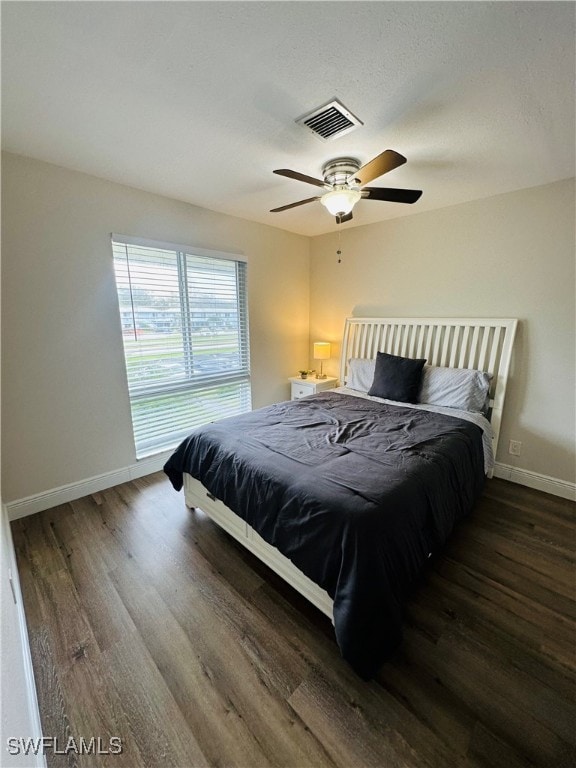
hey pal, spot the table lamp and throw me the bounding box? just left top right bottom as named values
left=313, top=342, right=331, bottom=379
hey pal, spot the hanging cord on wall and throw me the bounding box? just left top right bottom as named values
left=124, top=243, right=139, bottom=342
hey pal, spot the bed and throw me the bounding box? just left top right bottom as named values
left=164, top=317, right=517, bottom=677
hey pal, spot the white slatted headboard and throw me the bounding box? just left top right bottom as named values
left=340, top=317, right=518, bottom=469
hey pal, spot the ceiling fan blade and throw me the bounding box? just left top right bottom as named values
left=270, top=196, right=320, bottom=212
left=273, top=169, right=327, bottom=188
left=363, top=187, right=422, bottom=204
left=336, top=212, right=353, bottom=224
left=353, top=150, right=407, bottom=186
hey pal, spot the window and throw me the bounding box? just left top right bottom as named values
left=112, top=235, right=251, bottom=458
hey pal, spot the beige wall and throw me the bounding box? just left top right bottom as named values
left=310, top=178, right=576, bottom=483
left=1, top=152, right=310, bottom=502
left=2, top=153, right=574, bottom=503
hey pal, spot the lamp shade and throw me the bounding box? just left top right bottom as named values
left=313, top=342, right=331, bottom=360
left=320, top=188, right=361, bottom=216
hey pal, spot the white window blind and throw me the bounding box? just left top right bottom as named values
left=112, top=236, right=251, bottom=458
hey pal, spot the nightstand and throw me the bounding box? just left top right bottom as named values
left=289, top=376, right=338, bottom=400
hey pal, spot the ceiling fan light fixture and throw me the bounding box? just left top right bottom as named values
left=320, top=187, right=361, bottom=216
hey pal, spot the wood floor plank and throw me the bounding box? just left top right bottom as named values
left=103, top=636, right=209, bottom=768
left=465, top=517, right=574, bottom=585
left=11, top=473, right=576, bottom=768
left=28, top=567, right=101, bottom=676
left=25, top=626, right=78, bottom=768
left=249, top=578, right=352, bottom=675
left=67, top=494, right=128, bottom=574
left=12, top=509, right=71, bottom=579
left=376, top=658, right=476, bottom=759
left=103, top=480, right=319, bottom=699
left=480, top=481, right=575, bottom=550
left=443, top=533, right=575, bottom=620
left=23, top=579, right=148, bottom=767
left=435, top=557, right=575, bottom=666
left=402, top=619, right=573, bottom=765
left=466, top=721, right=544, bottom=768
left=482, top=478, right=574, bottom=516
left=408, top=571, right=575, bottom=703
left=288, top=673, right=420, bottom=768
left=108, top=556, right=336, bottom=768
left=119, top=476, right=267, bottom=600
left=55, top=648, right=147, bottom=768
left=288, top=669, right=463, bottom=768
left=49, top=516, right=138, bottom=653
left=142, top=571, right=337, bottom=767
left=92, top=481, right=339, bottom=765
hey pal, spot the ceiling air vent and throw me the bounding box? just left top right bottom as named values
left=296, top=99, right=363, bottom=141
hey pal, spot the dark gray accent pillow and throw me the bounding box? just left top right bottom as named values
left=367, top=352, right=427, bottom=403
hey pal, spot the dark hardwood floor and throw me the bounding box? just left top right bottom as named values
left=11, top=474, right=575, bottom=768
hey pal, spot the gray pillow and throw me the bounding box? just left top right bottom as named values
left=418, top=365, right=492, bottom=413
left=347, top=358, right=376, bottom=392
left=368, top=352, right=426, bottom=403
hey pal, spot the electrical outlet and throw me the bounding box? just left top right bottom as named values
left=509, top=439, right=522, bottom=456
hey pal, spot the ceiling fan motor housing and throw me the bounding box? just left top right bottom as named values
left=322, top=157, right=361, bottom=187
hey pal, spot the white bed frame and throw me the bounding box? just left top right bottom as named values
left=183, top=316, right=517, bottom=619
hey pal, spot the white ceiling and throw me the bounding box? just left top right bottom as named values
left=2, top=2, right=574, bottom=237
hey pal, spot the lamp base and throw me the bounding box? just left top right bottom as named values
left=314, top=356, right=329, bottom=380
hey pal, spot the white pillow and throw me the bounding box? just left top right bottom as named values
left=419, top=365, right=492, bottom=413
left=346, top=358, right=376, bottom=393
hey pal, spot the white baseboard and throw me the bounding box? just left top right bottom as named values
left=493, top=462, right=576, bottom=501
left=5, top=452, right=172, bottom=521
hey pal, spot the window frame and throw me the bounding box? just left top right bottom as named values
left=112, top=234, right=251, bottom=458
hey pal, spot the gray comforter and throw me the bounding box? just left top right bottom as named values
left=164, top=390, right=485, bottom=677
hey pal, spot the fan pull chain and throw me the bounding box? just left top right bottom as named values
left=337, top=228, right=342, bottom=264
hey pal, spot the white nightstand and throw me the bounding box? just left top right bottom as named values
left=289, top=375, right=338, bottom=400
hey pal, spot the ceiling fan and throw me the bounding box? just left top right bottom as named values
left=270, top=149, right=422, bottom=224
